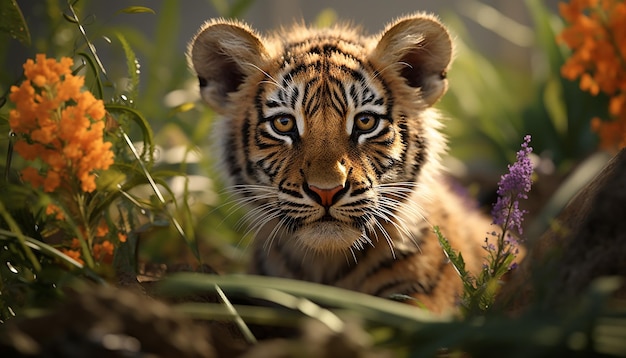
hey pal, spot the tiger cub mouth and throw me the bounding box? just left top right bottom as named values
left=286, top=180, right=380, bottom=253
left=293, top=219, right=366, bottom=253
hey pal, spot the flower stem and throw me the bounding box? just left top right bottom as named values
left=75, top=192, right=95, bottom=269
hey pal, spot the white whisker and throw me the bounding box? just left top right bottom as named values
left=244, top=62, right=284, bottom=90
left=263, top=216, right=290, bottom=253
left=373, top=218, right=396, bottom=258
left=371, top=62, right=412, bottom=81
left=236, top=201, right=278, bottom=231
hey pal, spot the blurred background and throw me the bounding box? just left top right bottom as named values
left=1, top=0, right=609, bottom=272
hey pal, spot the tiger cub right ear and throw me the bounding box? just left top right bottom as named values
left=371, top=13, right=453, bottom=106
left=188, top=19, right=267, bottom=112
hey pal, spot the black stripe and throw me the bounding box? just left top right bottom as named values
left=245, top=159, right=255, bottom=178
left=339, top=65, right=364, bottom=83
left=302, top=42, right=365, bottom=66
left=372, top=151, right=396, bottom=170
left=266, top=157, right=281, bottom=173
left=373, top=280, right=429, bottom=298
left=374, top=260, right=448, bottom=297
left=349, top=84, right=359, bottom=106
left=397, top=119, right=409, bottom=165
left=278, top=178, right=303, bottom=198
left=371, top=126, right=392, bottom=140
left=280, top=189, right=302, bottom=198
left=257, top=129, right=283, bottom=143
left=256, top=160, right=277, bottom=180
left=350, top=186, right=369, bottom=196
left=285, top=62, right=321, bottom=79
left=328, top=91, right=346, bottom=117
left=303, top=79, right=318, bottom=116
left=290, top=86, right=300, bottom=109
left=256, top=141, right=278, bottom=150
left=410, top=134, right=427, bottom=179
left=343, top=198, right=374, bottom=207
left=329, top=83, right=347, bottom=116
left=265, top=100, right=280, bottom=108
left=371, top=138, right=395, bottom=147
left=269, top=241, right=305, bottom=278
left=223, top=133, right=242, bottom=180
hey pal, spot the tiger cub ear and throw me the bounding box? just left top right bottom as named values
left=371, top=13, right=453, bottom=106
left=188, top=19, right=267, bottom=111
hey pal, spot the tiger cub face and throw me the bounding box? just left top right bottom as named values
left=189, top=13, right=452, bottom=255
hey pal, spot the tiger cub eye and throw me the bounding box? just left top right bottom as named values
left=354, top=113, right=379, bottom=133
left=272, top=115, right=296, bottom=134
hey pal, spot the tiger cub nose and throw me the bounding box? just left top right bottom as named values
left=308, top=184, right=344, bottom=208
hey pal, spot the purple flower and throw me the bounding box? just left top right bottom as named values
left=491, top=135, right=533, bottom=236
left=482, top=237, right=496, bottom=251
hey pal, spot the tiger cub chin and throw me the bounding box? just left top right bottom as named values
left=189, top=12, right=494, bottom=312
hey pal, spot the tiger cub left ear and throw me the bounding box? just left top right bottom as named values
left=188, top=19, right=267, bottom=112
left=371, top=13, right=453, bottom=106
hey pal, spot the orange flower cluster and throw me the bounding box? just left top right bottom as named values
left=9, top=54, right=115, bottom=192
left=60, top=221, right=127, bottom=265
left=558, top=0, right=626, bottom=151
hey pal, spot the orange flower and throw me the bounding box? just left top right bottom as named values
left=117, top=232, right=127, bottom=243
left=69, top=238, right=81, bottom=249
left=93, top=240, right=114, bottom=263
left=20, top=167, right=44, bottom=189
left=9, top=54, right=115, bottom=192
left=558, top=0, right=626, bottom=151
left=45, top=203, right=65, bottom=220
left=61, top=248, right=84, bottom=265
left=95, top=220, right=110, bottom=238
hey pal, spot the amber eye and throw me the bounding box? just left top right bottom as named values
left=354, top=113, right=379, bottom=133
left=271, top=115, right=296, bottom=134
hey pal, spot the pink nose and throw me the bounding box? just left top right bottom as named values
left=308, top=184, right=344, bottom=207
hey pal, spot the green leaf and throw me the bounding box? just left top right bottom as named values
left=436, top=226, right=471, bottom=281
left=105, top=104, right=155, bottom=163
left=526, top=0, right=564, bottom=78
left=114, top=32, right=140, bottom=101
left=0, top=0, right=31, bottom=46
left=76, top=52, right=105, bottom=100
left=116, top=6, right=156, bottom=15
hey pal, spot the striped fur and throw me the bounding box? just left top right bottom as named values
left=189, top=13, right=491, bottom=312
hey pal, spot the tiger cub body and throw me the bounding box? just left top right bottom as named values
left=189, top=13, right=491, bottom=312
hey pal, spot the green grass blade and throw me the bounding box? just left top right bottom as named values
left=157, top=273, right=446, bottom=329
left=0, top=201, right=40, bottom=272
left=119, top=130, right=198, bottom=259
left=215, top=284, right=257, bottom=344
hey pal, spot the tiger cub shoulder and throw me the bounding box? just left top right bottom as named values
left=189, top=12, right=492, bottom=312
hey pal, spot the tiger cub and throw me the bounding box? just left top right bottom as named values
left=189, top=12, right=492, bottom=312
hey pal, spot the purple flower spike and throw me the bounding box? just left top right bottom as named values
left=491, top=135, right=533, bottom=236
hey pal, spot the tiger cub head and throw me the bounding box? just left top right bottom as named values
left=189, top=13, right=452, bottom=254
